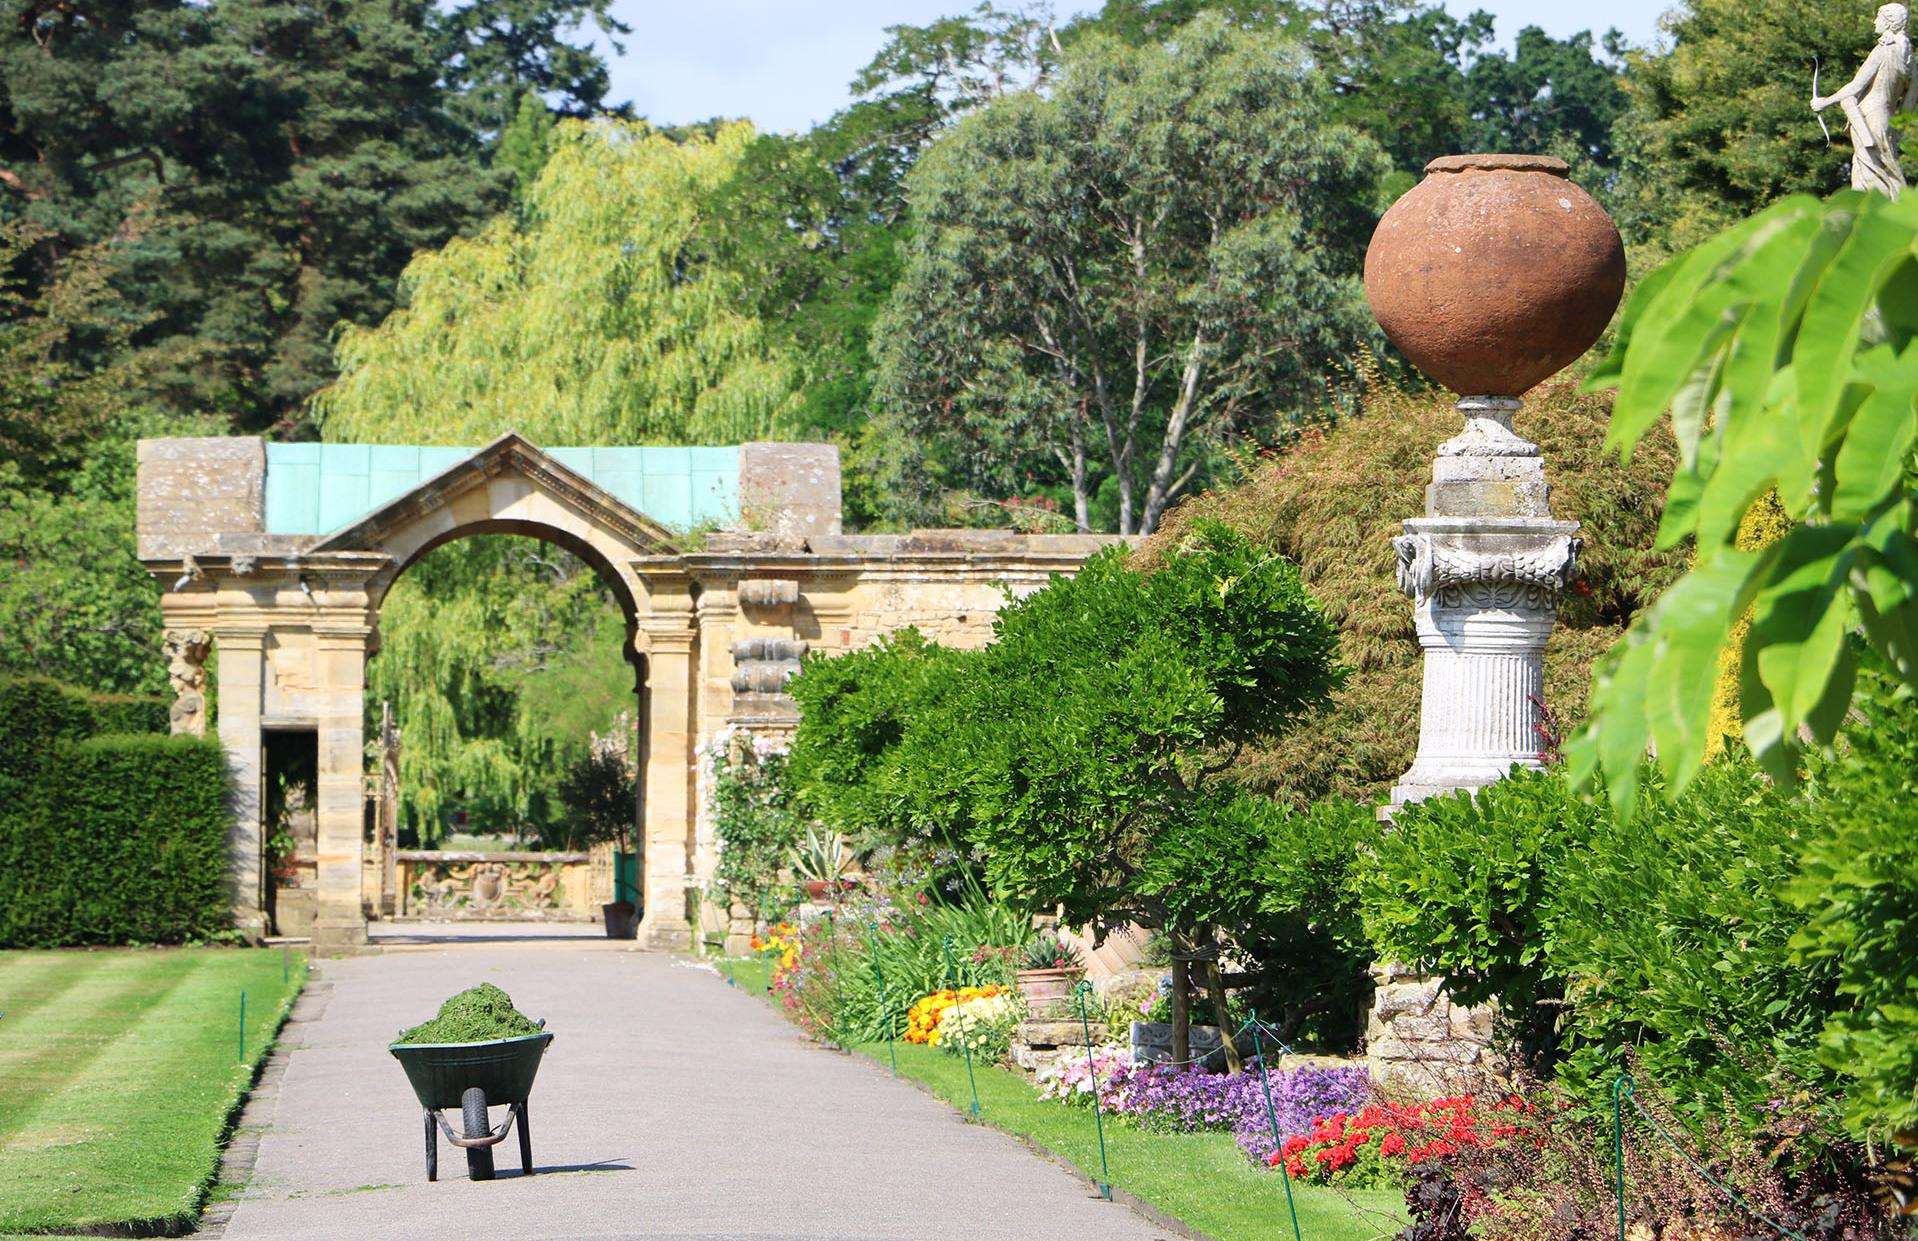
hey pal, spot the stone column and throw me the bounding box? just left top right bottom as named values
left=312, top=623, right=371, bottom=953
left=214, top=629, right=269, bottom=942
left=637, top=613, right=697, bottom=951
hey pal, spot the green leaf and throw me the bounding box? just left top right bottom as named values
left=1829, top=345, right=1918, bottom=520
left=1794, top=196, right=1918, bottom=460
left=1750, top=525, right=1861, bottom=735
left=1644, top=550, right=1761, bottom=794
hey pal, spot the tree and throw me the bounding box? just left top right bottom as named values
left=1572, top=191, right=1918, bottom=812
left=439, top=0, right=630, bottom=133
left=315, top=118, right=802, bottom=446
left=0, top=0, right=504, bottom=432
left=955, top=523, right=1341, bottom=1060
left=1611, top=0, right=1876, bottom=250
left=875, top=16, right=1388, bottom=534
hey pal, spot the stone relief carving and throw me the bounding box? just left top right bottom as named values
left=1394, top=533, right=1581, bottom=612
left=163, top=628, right=212, bottom=736
left=1813, top=3, right=1917, bottom=197
left=405, top=856, right=571, bottom=918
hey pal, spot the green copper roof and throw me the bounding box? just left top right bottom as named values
left=263, top=443, right=740, bottom=536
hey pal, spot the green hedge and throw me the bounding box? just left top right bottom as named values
left=0, top=675, right=230, bottom=947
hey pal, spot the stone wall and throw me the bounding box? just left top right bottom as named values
left=1365, top=962, right=1503, bottom=1095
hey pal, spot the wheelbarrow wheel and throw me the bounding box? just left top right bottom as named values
left=462, top=1087, right=495, bottom=1181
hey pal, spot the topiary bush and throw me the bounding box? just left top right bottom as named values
left=1139, top=376, right=1683, bottom=806
left=1, top=733, right=231, bottom=946
left=0, top=673, right=229, bottom=947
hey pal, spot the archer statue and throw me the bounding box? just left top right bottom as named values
left=1813, top=3, right=1918, bottom=197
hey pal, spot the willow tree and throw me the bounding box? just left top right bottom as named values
left=315, top=119, right=803, bottom=844
left=315, top=117, right=801, bottom=445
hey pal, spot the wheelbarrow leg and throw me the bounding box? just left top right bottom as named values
left=424, top=1109, right=437, bottom=1182
left=517, top=1101, right=532, bottom=1175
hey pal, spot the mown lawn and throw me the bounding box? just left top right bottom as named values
left=716, top=955, right=1405, bottom=1241
left=0, top=947, right=306, bottom=1235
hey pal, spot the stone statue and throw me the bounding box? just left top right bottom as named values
left=1813, top=3, right=1918, bottom=198
left=163, top=628, right=212, bottom=736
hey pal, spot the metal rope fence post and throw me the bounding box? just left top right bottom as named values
left=238, top=990, right=247, bottom=1064
left=1250, top=1011, right=1303, bottom=1241
left=1613, top=1073, right=1631, bottom=1241
left=1073, top=981, right=1113, bottom=1201
left=941, top=935, right=981, bottom=1117
left=869, top=920, right=897, bottom=1074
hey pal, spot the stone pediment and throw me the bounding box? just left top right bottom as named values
left=308, top=432, right=678, bottom=557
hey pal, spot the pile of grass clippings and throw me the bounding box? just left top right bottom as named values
left=395, top=983, right=542, bottom=1044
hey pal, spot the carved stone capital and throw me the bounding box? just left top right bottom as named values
left=1394, top=528, right=1580, bottom=614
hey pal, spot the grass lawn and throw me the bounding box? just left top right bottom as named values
left=0, top=946, right=306, bottom=1235
left=716, top=956, right=1406, bottom=1241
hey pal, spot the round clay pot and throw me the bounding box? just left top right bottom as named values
left=1015, top=967, right=1079, bottom=1016
left=1364, top=154, right=1625, bottom=397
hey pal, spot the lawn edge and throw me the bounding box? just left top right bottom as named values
left=844, top=1039, right=1216, bottom=1241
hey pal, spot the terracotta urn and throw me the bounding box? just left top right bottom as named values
left=1015, top=967, right=1079, bottom=1016
left=1363, top=154, right=1625, bottom=397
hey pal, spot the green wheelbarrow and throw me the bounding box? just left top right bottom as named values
left=389, top=1029, right=553, bottom=1182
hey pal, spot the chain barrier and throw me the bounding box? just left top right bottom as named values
left=1612, top=1073, right=1811, bottom=1241
left=867, top=920, right=898, bottom=1075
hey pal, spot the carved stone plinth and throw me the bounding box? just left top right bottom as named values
left=1388, top=399, right=1578, bottom=807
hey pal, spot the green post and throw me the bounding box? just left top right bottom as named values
left=869, top=921, right=898, bottom=1074
left=1074, top=981, right=1113, bottom=1201
left=1249, top=1011, right=1302, bottom=1241
left=282, top=943, right=289, bottom=985
left=238, top=991, right=247, bottom=1063
left=1613, top=1074, right=1631, bottom=1241
left=941, top=935, right=981, bottom=1118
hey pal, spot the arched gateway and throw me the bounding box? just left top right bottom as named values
left=137, top=434, right=1115, bottom=952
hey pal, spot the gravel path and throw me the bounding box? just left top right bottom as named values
left=217, top=940, right=1170, bottom=1240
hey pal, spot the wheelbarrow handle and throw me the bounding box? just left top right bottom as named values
left=428, top=1104, right=520, bottom=1150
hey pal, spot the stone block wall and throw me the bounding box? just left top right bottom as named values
left=1365, top=962, right=1503, bottom=1095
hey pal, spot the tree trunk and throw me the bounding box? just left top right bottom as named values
left=1170, top=947, right=1191, bottom=1068
left=1203, top=946, right=1242, bottom=1075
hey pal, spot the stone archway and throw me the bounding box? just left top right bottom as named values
left=139, top=433, right=1119, bottom=953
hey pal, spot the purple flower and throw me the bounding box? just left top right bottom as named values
left=1065, top=1057, right=1372, bottom=1166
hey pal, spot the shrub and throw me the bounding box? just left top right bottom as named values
left=833, top=890, right=1028, bottom=1042
left=1, top=733, right=231, bottom=946
left=708, top=732, right=802, bottom=924
left=0, top=674, right=122, bottom=795
left=90, top=692, right=170, bottom=736
left=1790, top=668, right=1918, bottom=1145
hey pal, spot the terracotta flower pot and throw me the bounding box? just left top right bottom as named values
left=1015, top=967, right=1079, bottom=1016
left=1363, top=154, right=1625, bottom=398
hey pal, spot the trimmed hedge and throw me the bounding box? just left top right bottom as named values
left=0, top=674, right=230, bottom=947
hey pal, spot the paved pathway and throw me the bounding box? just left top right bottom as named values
left=218, top=939, right=1170, bottom=1240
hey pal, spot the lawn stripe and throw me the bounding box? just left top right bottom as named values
left=0, top=954, right=203, bottom=1140
left=0, top=952, right=96, bottom=1026
left=0, top=950, right=296, bottom=1235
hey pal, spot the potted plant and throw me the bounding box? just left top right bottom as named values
left=791, top=827, right=850, bottom=900
left=1015, top=931, right=1084, bottom=1017
left=559, top=740, right=639, bottom=939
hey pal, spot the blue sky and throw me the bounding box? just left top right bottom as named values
left=598, top=1, right=1672, bottom=133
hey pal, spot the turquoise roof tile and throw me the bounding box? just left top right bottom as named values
left=264, top=442, right=741, bottom=536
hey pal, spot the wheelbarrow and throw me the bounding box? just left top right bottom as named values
left=389, top=1029, right=554, bottom=1182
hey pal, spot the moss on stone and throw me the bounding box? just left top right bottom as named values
left=395, top=983, right=541, bottom=1044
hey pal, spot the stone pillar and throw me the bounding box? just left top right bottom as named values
left=1389, top=399, right=1579, bottom=805
left=312, top=624, right=370, bottom=953
left=637, top=611, right=697, bottom=950
left=163, top=628, right=212, bottom=736
left=1368, top=398, right=1578, bottom=1092
left=214, top=629, right=269, bottom=942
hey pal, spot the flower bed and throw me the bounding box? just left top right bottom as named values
left=1034, top=1048, right=1373, bottom=1167
left=1272, top=1094, right=1537, bottom=1188
left=904, top=985, right=1006, bottom=1045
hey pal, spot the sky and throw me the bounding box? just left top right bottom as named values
left=597, top=1, right=1673, bottom=134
